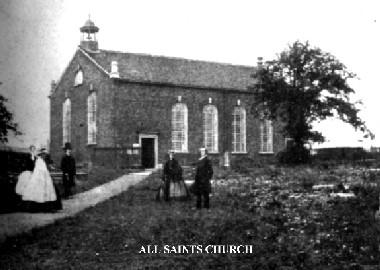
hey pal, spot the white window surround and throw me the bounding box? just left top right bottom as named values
left=74, top=69, right=83, bottom=86
left=232, top=106, right=247, bottom=153
left=171, top=103, right=188, bottom=152
left=203, top=104, right=218, bottom=153
left=87, top=92, right=97, bottom=145
left=62, top=98, right=71, bottom=145
left=260, top=119, right=274, bottom=154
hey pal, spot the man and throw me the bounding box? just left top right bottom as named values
left=60, top=143, right=76, bottom=198
left=194, top=147, right=213, bottom=209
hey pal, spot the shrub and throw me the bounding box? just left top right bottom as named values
left=277, top=145, right=311, bottom=165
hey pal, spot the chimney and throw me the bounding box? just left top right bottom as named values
left=110, top=61, right=120, bottom=78
left=49, top=80, right=57, bottom=97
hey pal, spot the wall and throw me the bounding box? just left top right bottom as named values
left=50, top=50, right=286, bottom=169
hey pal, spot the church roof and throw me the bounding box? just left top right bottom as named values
left=83, top=49, right=256, bottom=91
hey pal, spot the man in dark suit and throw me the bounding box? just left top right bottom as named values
left=60, top=143, right=76, bottom=198
left=194, top=147, right=213, bottom=209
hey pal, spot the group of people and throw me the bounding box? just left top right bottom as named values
left=15, top=143, right=77, bottom=213
left=15, top=144, right=213, bottom=212
left=158, top=147, right=214, bottom=209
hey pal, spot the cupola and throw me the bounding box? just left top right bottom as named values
left=80, top=16, right=99, bottom=52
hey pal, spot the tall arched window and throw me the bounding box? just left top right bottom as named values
left=171, top=103, right=188, bottom=152
left=74, top=69, right=83, bottom=86
left=62, top=98, right=71, bottom=145
left=203, top=105, right=218, bottom=153
left=87, top=92, right=97, bottom=144
left=232, top=106, right=246, bottom=153
left=260, top=119, right=273, bottom=153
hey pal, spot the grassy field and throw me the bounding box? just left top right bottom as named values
left=0, top=166, right=379, bottom=269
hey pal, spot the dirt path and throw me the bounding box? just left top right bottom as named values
left=0, top=170, right=154, bottom=242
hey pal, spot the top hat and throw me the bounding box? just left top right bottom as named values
left=63, top=142, right=72, bottom=150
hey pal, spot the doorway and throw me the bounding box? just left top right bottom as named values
left=139, top=134, right=158, bottom=169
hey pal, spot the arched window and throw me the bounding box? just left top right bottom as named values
left=171, top=103, right=188, bottom=152
left=74, top=69, right=83, bottom=86
left=260, top=119, right=273, bottom=153
left=203, top=105, right=218, bottom=153
left=62, top=98, right=71, bottom=145
left=232, top=106, right=246, bottom=153
left=87, top=92, right=97, bottom=144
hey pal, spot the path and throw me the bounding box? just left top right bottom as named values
left=0, top=170, right=154, bottom=242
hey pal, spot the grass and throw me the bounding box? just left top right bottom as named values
left=0, top=167, right=380, bottom=269
left=64, top=166, right=135, bottom=194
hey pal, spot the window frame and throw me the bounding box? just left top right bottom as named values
left=203, top=104, right=219, bottom=153
left=260, top=118, right=274, bottom=154
left=171, top=103, right=188, bottom=153
left=87, top=91, right=97, bottom=145
left=74, top=69, right=83, bottom=87
left=62, top=98, right=71, bottom=145
left=232, top=106, right=247, bottom=154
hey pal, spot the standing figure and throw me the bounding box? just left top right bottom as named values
left=160, top=150, right=190, bottom=201
left=193, top=148, right=213, bottom=209
left=16, top=146, right=62, bottom=212
left=15, top=145, right=37, bottom=197
left=60, top=144, right=76, bottom=198
left=38, top=147, right=54, bottom=171
left=38, top=147, right=62, bottom=209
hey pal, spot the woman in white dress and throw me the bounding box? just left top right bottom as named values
left=16, top=146, right=62, bottom=212
left=15, top=145, right=37, bottom=197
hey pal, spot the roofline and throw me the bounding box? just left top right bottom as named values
left=78, top=47, right=110, bottom=75
left=51, top=47, right=110, bottom=95
left=99, top=49, right=257, bottom=70
left=112, top=77, right=255, bottom=93
left=57, top=47, right=257, bottom=93
left=51, top=49, right=81, bottom=93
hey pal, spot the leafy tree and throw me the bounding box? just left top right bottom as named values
left=250, top=41, right=373, bottom=164
left=0, top=83, right=21, bottom=143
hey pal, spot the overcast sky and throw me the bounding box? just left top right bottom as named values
left=0, top=0, right=379, bottom=149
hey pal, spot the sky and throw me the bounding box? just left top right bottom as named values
left=0, top=0, right=379, bottom=149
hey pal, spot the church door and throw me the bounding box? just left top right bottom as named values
left=141, top=138, right=155, bottom=168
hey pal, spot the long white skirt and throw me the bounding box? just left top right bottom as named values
left=15, top=170, right=32, bottom=196
left=20, top=158, right=57, bottom=203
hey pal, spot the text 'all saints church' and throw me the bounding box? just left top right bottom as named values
left=49, top=18, right=286, bottom=169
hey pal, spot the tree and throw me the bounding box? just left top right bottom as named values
left=0, top=83, right=22, bottom=143
left=250, top=41, right=373, bottom=164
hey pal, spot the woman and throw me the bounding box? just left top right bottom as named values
left=157, top=150, right=190, bottom=201
left=15, top=145, right=37, bottom=197
left=16, top=147, right=62, bottom=212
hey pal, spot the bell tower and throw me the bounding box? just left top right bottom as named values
left=80, top=16, right=99, bottom=52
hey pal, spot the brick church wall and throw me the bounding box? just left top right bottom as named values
left=50, top=50, right=285, bottom=169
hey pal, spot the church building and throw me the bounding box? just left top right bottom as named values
left=49, top=18, right=285, bottom=169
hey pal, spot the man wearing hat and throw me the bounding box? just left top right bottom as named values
left=193, top=147, right=213, bottom=209
left=60, top=143, right=76, bottom=198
